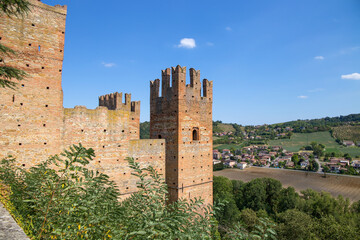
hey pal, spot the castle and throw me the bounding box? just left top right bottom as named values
left=0, top=0, right=213, bottom=205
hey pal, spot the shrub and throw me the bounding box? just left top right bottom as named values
left=0, top=144, right=215, bottom=239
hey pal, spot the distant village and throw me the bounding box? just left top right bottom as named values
left=213, top=145, right=360, bottom=175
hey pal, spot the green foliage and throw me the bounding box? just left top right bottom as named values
left=332, top=125, right=360, bottom=142
left=223, top=217, right=277, bottom=240
left=272, top=114, right=360, bottom=133
left=213, top=176, right=241, bottom=225
left=0, top=144, right=215, bottom=239
left=214, top=176, right=360, bottom=240
left=276, top=209, right=316, bottom=240
left=0, top=0, right=29, bottom=89
left=0, top=0, right=30, bottom=17
left=213, top=162, right=225, bottom=171
left=139, top=121, right=150, bottom=139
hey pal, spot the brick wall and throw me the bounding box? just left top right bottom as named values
left=0, top=0, right=66, bottom=165
left=0, top=0, right=165, bottom=198
left=150, top=66, right=213, bottom=205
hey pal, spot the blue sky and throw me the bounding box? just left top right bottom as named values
left=43, top=0, right=360, bottom=125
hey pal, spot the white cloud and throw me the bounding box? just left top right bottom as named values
left=225, top=26, right=232, bottom=31
left=341, top=73, right=360, bottom=80
left=298, top=95, right=308, bottom=99
left=314, top=56, right=324, bottom=60
left=206, top=42, right=214, bottom=46
left=102, top=62, right=116, bottom=68
left=177, top=38, right=196, bottom=49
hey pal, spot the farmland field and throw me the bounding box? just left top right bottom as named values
left=269, top=131, right=360, bottom=157
left=214, top=167, right=360, bottom=202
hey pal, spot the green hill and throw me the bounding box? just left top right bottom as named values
left=332, top=125, right=360, bottom=143
left=269, top=131, right=360, bottom=157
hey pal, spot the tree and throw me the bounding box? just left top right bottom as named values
left=276, top=209, right=316, bottom=240
left=213, top=176, right=240, bottom=225
left=343, top=153, right=352, bottom=161
left=291, top=154, right=299, bottom=166
left=0, top=0, right=29, bottom=89
left=276, top=187, right=299, bottom=213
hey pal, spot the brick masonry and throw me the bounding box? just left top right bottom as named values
left=150, top=66, right=213, bottom=205
left=0, top=0, right=213, bottom=205
left=0, top=0, right=164, bottom=198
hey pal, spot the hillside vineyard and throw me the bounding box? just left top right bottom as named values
left=0, top=0, right=213, bottom=204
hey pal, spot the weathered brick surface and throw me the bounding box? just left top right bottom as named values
left=0, top=0, right=164, bottom=199
left=150, top=66, right=213, bottom=205
left=0, top=0, right=66, bottom=167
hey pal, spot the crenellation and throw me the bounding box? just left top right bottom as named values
left=161, top=68, right=171, bottom=97
left=99, top=92, right=136, bottom=110
left=150, top=79, right=160, bottom=99
left=124, top=93, right=131, bottom=108
left=130, top=101, right=140, bottom=113
left=202, top=79, right=213, bottom=98
left=1, top=2, right=213, bottom=206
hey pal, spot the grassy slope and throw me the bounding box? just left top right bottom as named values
left=332, top=125, right=360, bottom=142
left=217, top=123, right=236, bottom=132
left=269, top=131, right=360, bottom=157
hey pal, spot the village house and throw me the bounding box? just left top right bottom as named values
left=224, top=160, right=237, bottom=168
left=285, top=161, right=295, bottom=168
left=234, top=155, right=242, bottom=160
left=237, top=162, right=247, bottom=170
left=300, top=160, right=309, bottom=169
left=213, top=149, right=221, bottom=160
left=222, top=149, right=231, bottom=155
left=269, top=152, right=277, bottom=157
left=343, top=140, right=355, bottom=147
left=352, top=160, right=360, bottom=169
left=326, top=158, right=349, bottom=172
left=213, top=160, right=222, bottom=165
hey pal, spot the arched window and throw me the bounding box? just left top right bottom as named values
left=158, top=135, right=162, bottom=139
left=192, top=128, right=199, bottom=141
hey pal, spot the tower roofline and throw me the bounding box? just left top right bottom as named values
left=150, top=65, right=213, bottom=100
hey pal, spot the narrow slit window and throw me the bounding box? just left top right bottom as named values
left=192, top=128, right=199, bottom=141
left=38, top=45, right=41, bottom=52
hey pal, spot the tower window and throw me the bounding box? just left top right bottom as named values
left=38, top=45, right=41, bottom=52
left=192, top=128, right=199, bottom=141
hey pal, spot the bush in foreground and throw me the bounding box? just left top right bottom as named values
left=0, top=144, right=216, bottom=239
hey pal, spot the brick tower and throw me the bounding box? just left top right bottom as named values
left=0, top=0, right=67, bottom=164
left=150, top=65, right=213, bottom=205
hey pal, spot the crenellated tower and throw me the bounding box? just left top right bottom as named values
left=150, top=65, right=213, bottom=205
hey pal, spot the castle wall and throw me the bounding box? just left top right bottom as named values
left=0, top=1, right=165, bottom=198
left=62, top=106, right=165, bottom=197
left=150, top=66, right=213, bottom=205
left=0, top=0, right=66, bottom=165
